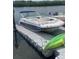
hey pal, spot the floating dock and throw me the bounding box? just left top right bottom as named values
left=15, top=24, right=65, bottom=59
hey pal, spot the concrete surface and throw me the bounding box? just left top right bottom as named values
left=13, top=32, right=65, bottom=59
left=13, top=40, right=43, bottom=59
left=13, top=33, right=43, bottom=59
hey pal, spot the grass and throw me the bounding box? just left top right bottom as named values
left=13, top=1, right=65, bottom=7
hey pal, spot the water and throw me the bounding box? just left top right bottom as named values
left=14, top=5, right=65, bottom=42
left=14, top=6, right=65, bottom=24
left=14, top=5, right=65, bottom=43
left=14, top=6, right=65, bottom=59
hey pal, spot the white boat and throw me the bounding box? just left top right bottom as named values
left=53, top=15, right=65, bottom=22
left=19, top=11, right=64, bottom=31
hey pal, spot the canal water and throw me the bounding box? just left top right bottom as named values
left=14, top=6, right=65, bottom=24
left=14, top=5, right=65, bottom=46
left=13, top=6, right=65, bottom=59
left=14, top=5, right=65, bottom=42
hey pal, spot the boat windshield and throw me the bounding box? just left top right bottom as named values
left=20, top=11, right=49, bottom=18
left=20, top=11, right=41, bottom=18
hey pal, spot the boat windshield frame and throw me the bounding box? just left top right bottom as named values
left=20, top=11, right=42, bottom=18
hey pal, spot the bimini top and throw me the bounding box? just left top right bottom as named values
left=20, top=11, right=35, bottom=13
